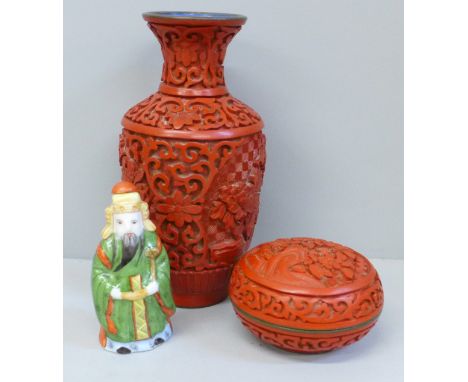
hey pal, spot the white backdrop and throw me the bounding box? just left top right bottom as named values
left=64, top=0, right=403, bottom=259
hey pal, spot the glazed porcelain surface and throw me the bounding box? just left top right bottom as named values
left=119, top=12, right=266, bottom=308
left=229, top=238, right=384, bottom=354
left=91, top=181, right=176, bottom=354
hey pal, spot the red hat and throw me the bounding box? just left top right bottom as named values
left=112, top=181, right=138, bottom=195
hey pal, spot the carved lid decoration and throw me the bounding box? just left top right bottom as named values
left=230, top=238, right=384, bottom=331
left=241, top=238, right=376, bottom=296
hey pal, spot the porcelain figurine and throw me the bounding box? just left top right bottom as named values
left=91, top=181, right=175, bottom=354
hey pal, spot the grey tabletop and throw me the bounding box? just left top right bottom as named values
left=64, top=258, right=403, bottom=382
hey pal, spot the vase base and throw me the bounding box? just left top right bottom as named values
left=173, top=289, right=228, bottom=308
left=171, top=267, right=232, bottom=308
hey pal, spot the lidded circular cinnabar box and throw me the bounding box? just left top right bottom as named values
left=229, top=238, right=384, bottom=354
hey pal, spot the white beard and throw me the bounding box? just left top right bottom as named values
left=114, top=232, right=143, bottom=271
left=122, top=232, right=139, bottom=248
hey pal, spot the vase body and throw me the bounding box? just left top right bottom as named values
left=119, top=12, right=266, bottom=308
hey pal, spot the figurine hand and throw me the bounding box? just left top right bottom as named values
left=145, top=280, right=159, bottom=295
left=110, top=287, right=122, bottom=300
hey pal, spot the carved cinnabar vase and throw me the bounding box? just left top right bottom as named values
left=229, top=238, right=384, bottom=354
left=119, top=12, right=266, bottom=308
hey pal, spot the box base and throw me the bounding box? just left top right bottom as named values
left=234, top=309, right=377, bottom=354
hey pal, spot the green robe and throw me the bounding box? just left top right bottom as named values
left=92, top=230, right=175, bottom=343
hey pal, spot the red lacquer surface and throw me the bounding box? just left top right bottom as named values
left=229, top=238, right=384, bottom=354
left=119, top=13, right=266, bottom=308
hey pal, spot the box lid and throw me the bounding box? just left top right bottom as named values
left=229, top=238, right=384, bottom=332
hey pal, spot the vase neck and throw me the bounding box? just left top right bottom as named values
left=147, top=22, right=242, bottom=91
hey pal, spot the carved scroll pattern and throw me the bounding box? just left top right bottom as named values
left=119, top=130, right=266, bottom=272
left=230, top=266, right=383, bottom=327
left=124, top=93, right=262, bottom=131
left=148, top=23, right=241, bottom=88
left=236, top=313, right=375, bottom=353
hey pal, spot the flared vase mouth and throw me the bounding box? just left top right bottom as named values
left=143, top=11, right=247, bottom=26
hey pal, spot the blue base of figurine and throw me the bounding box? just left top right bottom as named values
left=104, top=323, right=172, bottom=354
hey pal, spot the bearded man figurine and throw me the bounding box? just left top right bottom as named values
left=92, top=181, right=175, bottom=354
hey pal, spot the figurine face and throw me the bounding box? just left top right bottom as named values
left=113, top=211, right=144, bottom=243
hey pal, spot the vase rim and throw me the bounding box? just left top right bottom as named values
left=142, top=11, right=247, bottom=26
